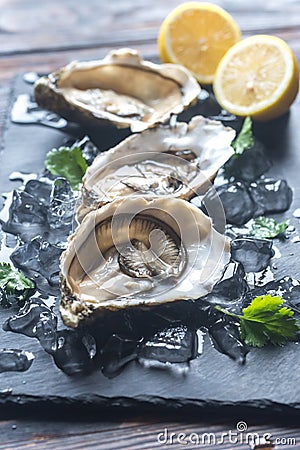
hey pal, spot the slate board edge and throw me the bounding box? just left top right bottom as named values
left=1, top=393, right=300, bottom=419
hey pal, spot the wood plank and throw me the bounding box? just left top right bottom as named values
left=0, top=43, right=157, bottom=84
left=0, top=418, right=299, bottom=449
left=1, top=0, right=300, bottom=56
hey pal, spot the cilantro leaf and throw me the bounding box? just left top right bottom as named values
left=216, top=295, right=300, bottom=348
left=239, top=320, right=269, bottom=347
left=45, top=146, right=88, bottom=190
left=232, top=117, right=254, bottom=155
left=0, top=262, right=35, bottom=306
left=251, top=216, right=289, bottom=239
left=240, top=295, right=299, bottom=347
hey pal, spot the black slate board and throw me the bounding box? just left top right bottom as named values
left=0, top=75, right=300, bottom=417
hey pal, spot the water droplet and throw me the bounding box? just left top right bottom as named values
left=286, top=225, right=296, bottom=232
left=196, top=329, right=205, bottom=355
left=9, top=171, right=37, bottom=183
left=293, top=208, right=300, bottom=218
left=23, top=72, right=40, bottom=84
left=272, top=246, right=281, bottom=259
left=292, top=235, right=300, bottom=243
left=57, top=337, right=65, bottom=349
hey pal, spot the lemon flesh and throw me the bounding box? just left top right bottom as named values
left=158, top=2, right=241, bottom=84
left=213, top=35, right=299, bottom=121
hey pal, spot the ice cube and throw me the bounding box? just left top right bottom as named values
left=231, top=237, right=274, bottom=272
left=210, top=261, right=249, bottom=301
left=5, top=233, right=18, bottom=249
left=53, top=330, right=98, bottom=375
left=249, top=178, right=293, bottom=216
left=192, top=299, right=222, bottom=328
left=82, top=334, right=97, bottom=359
left=152, top=300, right=197, bottom=325
left=198, top=185, right=227, bottom=233
left=206, top=182, right=256, bottom=226
left=34, top=316, right=57, bottom=354
left=47, top=178, right=77, bottom=230
left=10, top=236, right=62, bottom=295
left=246, top=266, right=275, bottom=288
left=224, top=140, right=272, bottom=182
left=0, top=288, right=8, bottom=308
left=3, top=298, right=57, bottom=354
left=204, top=178, right=293, bottom=228
left=0, top=349, right=34, bottom=373
left=101, top=334, right=138, bottom=378
left=1, top=190, right=49, bottom=241
left=209, top=322, right=248, bottom=363
left=78, top=136, right=100, bottom=166
left=242, top=276, right=300, bottom=313
left=225, top=222, right=253, bottom=240
left=88, top=309, right=169, bottom=347
left=138, top=325, right=198, bottom=364
left=24, top=179, right=52, bottom=206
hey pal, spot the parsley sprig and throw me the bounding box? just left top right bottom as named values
left=232, top=116, right=254, bottom=155
left=251, top=216, right=289, bottom=239
left=0, top=262, right=35, bottom=306
left=216, top=295, right=300, bottom=347
left=45, top=146, right=88, bottom=190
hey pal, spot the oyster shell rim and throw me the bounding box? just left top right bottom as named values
left=34, top=48, right=201, bottom=133
left=78, top=115, right=235, bottom=220
left=60, top=196, right=230, bottom=328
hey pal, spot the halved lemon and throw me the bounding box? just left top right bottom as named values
left=158, top=2, right=241, bottom=84
left=213, top=35, right=300, bottom=121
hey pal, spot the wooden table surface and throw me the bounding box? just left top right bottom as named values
left=1, top=0, right=300, bottom=448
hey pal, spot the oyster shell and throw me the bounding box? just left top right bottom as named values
left=60, top=197, right=230, bottom=327
left=78, top=115, right=235, bottom=220
left=34, top=48, right=200, bottom=132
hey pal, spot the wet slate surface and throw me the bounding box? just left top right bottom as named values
left=0, top=76, right=300, bottom=415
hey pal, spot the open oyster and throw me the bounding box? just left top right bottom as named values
left=34, top=48, right=200, bottom=133
left=60, top=197, right=230, bottom=327
left=78, top=115, right=235, bottom=220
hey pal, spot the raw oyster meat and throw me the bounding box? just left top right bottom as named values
left=79, top=115, right=235, bottom=219
left=34, top=48, right=200, bottom=132
left=60, top=197, right=230, bottom=327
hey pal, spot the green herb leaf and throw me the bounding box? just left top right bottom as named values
left=251, top=216, right=289, bottom=239
left=45, top=146, right=88, bottom=190
left=0, top=262, right=35, bottom=306
left=216, top=295, right=300, bottom=348
left=240, top=295, right=299, bottom=347
left=232, top=117, right=254, bottom=155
